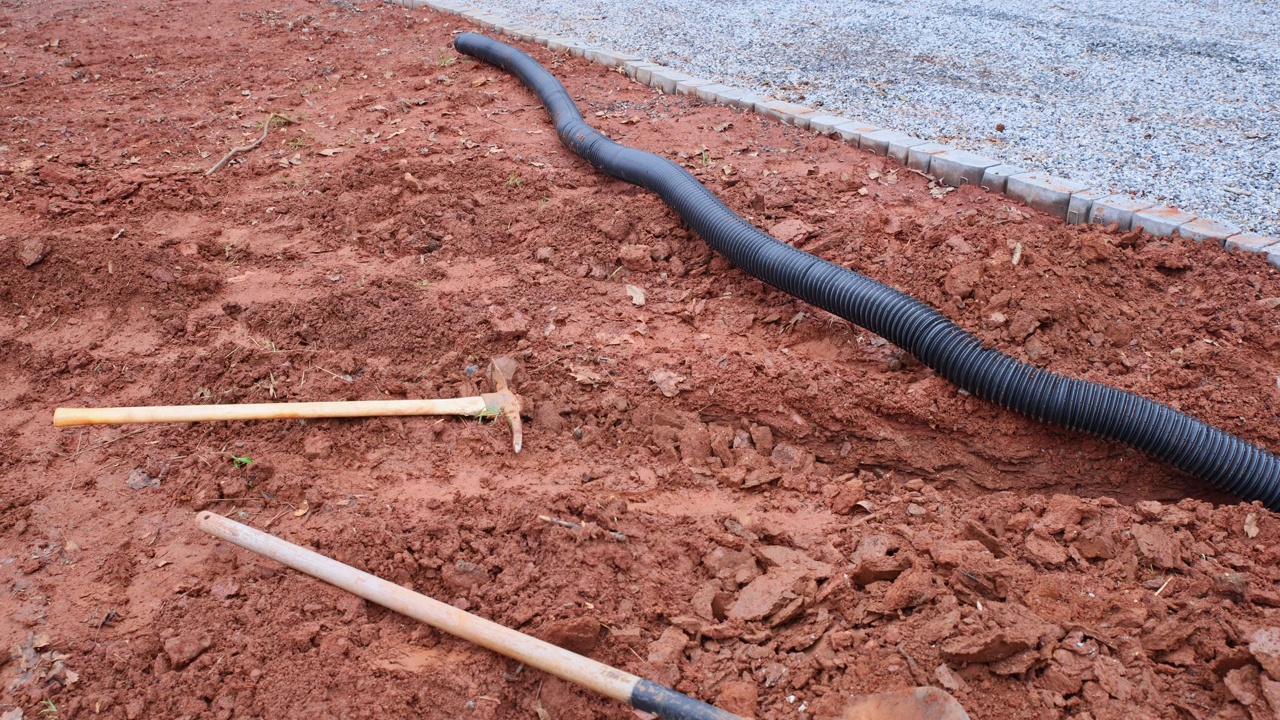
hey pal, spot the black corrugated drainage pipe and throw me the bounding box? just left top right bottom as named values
left=455, top=32, right=1280, bottom=511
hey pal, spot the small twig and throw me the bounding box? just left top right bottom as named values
left=1154, top=577, right=1174, bottom=596
left=537, top=514, right=627, bottom=542
left=68, top=430, right=84, bottom=490
left=534, top=355, right=564, bottom=372
left=310, top=365, right=353, bottom=383
left=0, top=73, right=40, bottom=90
left=95, top=608, right=117, bottom=630
left=60, top=428, right=147, bottom=458
left=206, top=113, right=280, bottom=176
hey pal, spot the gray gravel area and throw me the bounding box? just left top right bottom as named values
left=459, top=0, right=1280, bottom=236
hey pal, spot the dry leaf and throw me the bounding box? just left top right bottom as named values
left=472, top=76, right=491, bottom=87
left=293, top=501, right=310, bottom=517
left=569, top=365, right=608, bottom=386
left=648, top=368, right=685, bottom=397
left=368, top=104, right=389, bottom=112
left=857, top=187, right=869, bottom=196
left=713, top=121, right=733, bottom=132
left=33, top=633, right=51, bottom=649
left=867, top=170, right=881, bottom=180
left=881, top=169, right=899, bottom=185
left=625, top=284, right=646, bottom=306
left=930, top=185, right=955, bottom=199
left=617, top=116, right=640, bottom=125
left=316, top=148, right=344, bottom=156
left=1245, top=513, right=1259, bottom=538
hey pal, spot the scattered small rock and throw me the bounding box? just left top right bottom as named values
left=647, top=625, right=688, bottom=665
left=939, top=628, right=1036, bottom=664
left=649, top=368, right=684, bottom=397
left=934, top=663, right=967, bottom=692
left=728, top=568, right=808, bottom=622
left=441, top=559, right=488, bottom=592
left=127, top=468, right=159, bottom=490
left=18, top=237, right=49, bottom=268
left=1130, top=523, right=1183, bottom=570
left=1249, top=627, right=1280, bottom=678
left=618, top=244, right=653, bottom=271
left=163, top=634, right=212, bottom=669
left=538, top=616, right=601, bottom=655
left=716, top=681, right=759, bottom=717
left=1023, top=529, right=1068, bottom=566
left=828, top=475, right=867, bottom=514
left=850, top=535, right=910, bottom=585
left=880, top=566, right=937, bottom=611
left=768, top=218, right=815, bottom=246
left=209, top=577, right=240, bottom=600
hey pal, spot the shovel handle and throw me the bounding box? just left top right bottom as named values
left=53, top=397, right=488, bottom=427
left=195, top=512, right=747, bottom=720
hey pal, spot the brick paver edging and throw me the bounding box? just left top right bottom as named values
left=388, top=0, right=1280, bottom=267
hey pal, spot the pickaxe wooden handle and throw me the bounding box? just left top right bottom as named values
left=52, top=364, right=524, bottom=452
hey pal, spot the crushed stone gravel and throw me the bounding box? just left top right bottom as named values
left=459, top=0, right=1280, bottom=236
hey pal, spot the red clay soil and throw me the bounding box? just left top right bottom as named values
left=3, top=1, right=1280, bottom=719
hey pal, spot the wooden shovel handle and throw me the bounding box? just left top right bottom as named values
left=53, top=397, right=488, bottom=427
left=195, top=512, right=641, bottom=704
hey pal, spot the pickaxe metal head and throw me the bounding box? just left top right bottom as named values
left=480, top=359, right=523, bottom=453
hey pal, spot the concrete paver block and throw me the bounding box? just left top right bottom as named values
left=726, top=92, right=764, bottom=110
left=1178, top=218, right=1242, bottom=245
left=648, top=68, right=695, bottom=94
left=1132, top=206, right=1197, bottom=237
left=1067, top=189, right=1109, bottom=225
left=1006, top=172, right=1091, bottom=219
left=756, top=100, right=818, bottom=129
left=859, top=129, right=914, bottom=156
left=979, top=164, right=1024, bottom=194
left=807, top=115, right=850, bottom=136
left=501, top=26, right=539, bottom=42
left=833, top=121, right=881, bottom=145
left=622, top=60, right=660, bottom=81
left=545, top=36, right=577, bottom=53
left=692, top=83, right=736, bottom=104
left=930, top=150, right=1001, bottom=187
left=1226, top=233, right=1278, bottom=252
left=1087, top=194, right=1153, bottom=230
left=466, top=12, right=501, bottom=29
left=1225, top=234, right=1280, bottom=268
left=906, top=143, right=951, bottom=173
left=711, top=87, right=749, bottom=106
left=586, top=48, right=639, bottom=68
left=675, top=77, right=714, bottom=95
left=887, top=136, right=928, bottom=165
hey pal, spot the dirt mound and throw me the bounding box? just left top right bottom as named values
left=2, top=0, right=1279, bottom=718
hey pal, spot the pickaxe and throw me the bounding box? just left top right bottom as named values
left=52, top=360, right=523, bottom=452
